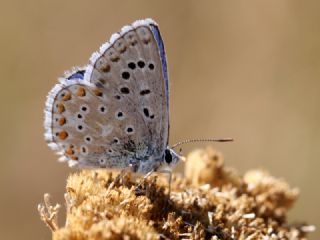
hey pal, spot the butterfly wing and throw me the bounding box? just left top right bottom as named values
left=44, top=19, right=169, bottom=173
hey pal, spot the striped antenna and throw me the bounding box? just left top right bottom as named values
left=171, top=138, right=234, bottom=150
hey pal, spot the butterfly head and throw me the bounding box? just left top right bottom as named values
left=162, top=147, right=185, bottom=168
left=161, top=138, right=233, bottom=169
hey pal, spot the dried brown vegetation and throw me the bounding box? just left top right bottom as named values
left=39, top=148, right=315, bottom=239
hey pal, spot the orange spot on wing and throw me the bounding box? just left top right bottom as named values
left=77, top=87, right=86, bottom=97
left=58, top=117, right=66, bottom=126
left=65, top=147, right=74, bottom=155
left=57, top=103, right=65, bottom=113
left=101, top=64, right=110, bottom=72
left=62, top=92, right=71, bottom=101
left=93, top=89, right=103, bottom=97
left=71, top=156, right=78, bottom=161
left=58, top=131, right=68, bottom=140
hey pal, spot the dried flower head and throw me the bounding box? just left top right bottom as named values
left=39, top=147, right=314, bottom=239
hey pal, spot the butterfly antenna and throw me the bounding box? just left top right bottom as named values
left=171, top=138, right=234, bottom=150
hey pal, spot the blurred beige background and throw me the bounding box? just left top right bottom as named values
left=0, top=0, right=318, bottom=239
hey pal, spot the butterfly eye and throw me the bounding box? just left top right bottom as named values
left=164, top=149, right=172, bottom=164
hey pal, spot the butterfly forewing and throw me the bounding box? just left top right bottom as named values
left=45, top=19, right=169, bottom=172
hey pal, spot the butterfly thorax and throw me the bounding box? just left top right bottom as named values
left=123, top=141, right=162, bottom=173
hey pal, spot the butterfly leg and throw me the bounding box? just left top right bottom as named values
left=135, top=169, right=173, bottom=198
left=157, top=169, right=172, bottom=197
left=134, top=170, right=154, bottom=195
left=143, top=170, right=155, bottom=179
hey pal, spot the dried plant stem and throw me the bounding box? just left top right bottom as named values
left=38, top=193, right=61, bottom=232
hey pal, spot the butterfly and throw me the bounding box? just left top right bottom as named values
left=44, top=19, right=184, bottom=174
left=44, top=18, right=232, bottom=176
